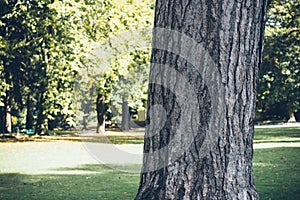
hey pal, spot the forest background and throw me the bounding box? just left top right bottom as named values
left=0, top=0, right=299, bottom=134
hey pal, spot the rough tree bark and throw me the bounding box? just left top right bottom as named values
left=136, top=0, right=267, bottom=199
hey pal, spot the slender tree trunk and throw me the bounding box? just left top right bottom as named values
left=122, top=97, right=130, bottom=131
left=136, top=0, right=267, bottom=199
left=25, top=94, right=34, bottom=129
left=36, top=72, right=47, bottom=135
left=35, top=39, right=48, bottom=135
left=5, top=107, right=12, bottom=133
left=36, top=93, right=47, bottom=135
left=96, top=94, right=106, bottom=134
left=2, top=12, right=12, bottom=134
left=82, top=115, right=88, bottom=130
left=4, top=93, right=12, bottom=133
left=0, top=105, right=5, bottom=133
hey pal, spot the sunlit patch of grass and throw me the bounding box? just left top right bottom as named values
left=254, top=127, right=300, bottom=142
left=79, top=135, right=144, bottom=144
left=104, top=136, right=144, bottom=144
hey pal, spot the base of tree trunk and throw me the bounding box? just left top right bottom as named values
left=96, top=121, right=105, bottom=134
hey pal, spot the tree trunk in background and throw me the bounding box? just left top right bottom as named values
left=0, top=106, right=5, bottom=133
left=25, top=95, right=34, bottom=129
left=4, top=94, right=11, bottom=133
left=35, top=40, right=49, bottom=135
left=122, top=97, right=130, bottom=131
left=82, top=115, right=88, bottom=130
left=136, top=0, right=267, bottom=199
left=5, top=106, right=11, bottom=133
left=36, top=87, right=47, bottom=135
left=294, top=110, right=300, bottom=122
left=96, top=93, right=106, bottom=134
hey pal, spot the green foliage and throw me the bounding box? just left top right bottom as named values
left=258, top=0, right=300, bottom=120
left=74, top=0, right=154, bottom=126
left=3, top=0, right=297, bottom=128
left=0, top=0, right=83, bottom=131
left=109, top=50, right=150, bottom=116
left=0, top=0, right=154, bottom=132
left=103, top=0, right=153, bottom=118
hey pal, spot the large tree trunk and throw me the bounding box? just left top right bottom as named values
left=136, top=0, right=267, bottom=199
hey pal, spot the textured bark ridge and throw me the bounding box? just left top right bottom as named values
left=136, top=0, right=267, bottom=199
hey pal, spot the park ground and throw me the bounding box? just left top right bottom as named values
left=0, top=124, right=299, bottom=200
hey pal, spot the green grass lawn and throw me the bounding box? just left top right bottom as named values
left=254, top=126, right=300, bottom=142
left=0, top=126, right=299, bottom=199
left=253, top=147, right=300, bottom=200
left=0, top=165, right=141, bottom=200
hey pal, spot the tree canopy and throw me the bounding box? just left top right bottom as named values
left=0, top=0, right=154, bottom=133
left=0, top=0, right=298, bottom=133
left=257, top=0, right=300, bottom=121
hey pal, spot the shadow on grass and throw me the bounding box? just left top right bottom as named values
left=53, top=163, right=142, bottom=174
left=0, top=147, right=299, bottom=200
left=0, top=164, right=141, bottom=200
